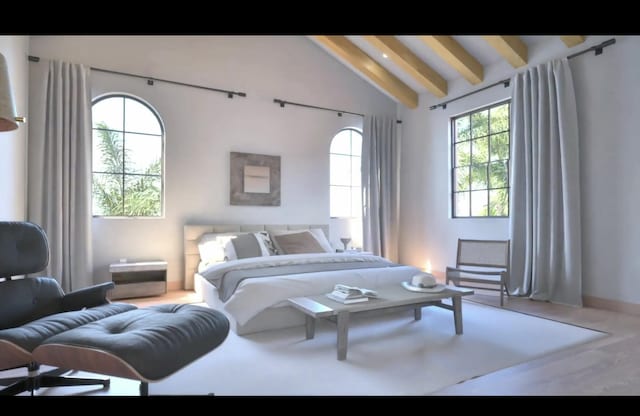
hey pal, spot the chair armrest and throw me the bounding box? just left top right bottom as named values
left=61, top=282, right=115, bottom=312
left=446, top=267, right=505, bottom=276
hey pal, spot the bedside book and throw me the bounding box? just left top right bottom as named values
left=326, top=292, right=369, bottom=304
left=332, top=284, right=379, bottom=299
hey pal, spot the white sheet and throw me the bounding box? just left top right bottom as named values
left=202, top=253, right=422, bottom=326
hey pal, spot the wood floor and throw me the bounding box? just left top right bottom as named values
left=436, top=291, right=640, bottom=395
left=122, top=289, right=203, bottom=308
left=128, top=289, right=640, bottom=395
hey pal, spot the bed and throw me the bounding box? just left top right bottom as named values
left=184, top=224, right=422, bottom=335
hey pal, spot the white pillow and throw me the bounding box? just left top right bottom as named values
left=269, top=228, right=334, bottom=254
left=197, top=232, right=239, bottom=264
left=309, top=228, right=334, bottom=253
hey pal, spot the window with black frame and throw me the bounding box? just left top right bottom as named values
left=330, top=128, right=362, bottom=219
left=451, top=100, right=510, bottom=218
left=91, top=94, right=164, bottom=217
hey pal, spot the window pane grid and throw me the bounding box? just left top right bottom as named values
left=94, top=127, right=161, bottom=138
left=451, top=100, right=510, bottom=218
left=330, top=128, right=362, bottom=218
left=102, top=173, right=162, bottom=178
left=92, top=95, right=164, bottom=217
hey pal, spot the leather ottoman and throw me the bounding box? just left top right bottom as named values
left=33, top=304, right=230, bottom=395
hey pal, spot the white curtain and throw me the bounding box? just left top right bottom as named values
left=28, top=60, right=93, bottom=292
left=508, top=58, right=582, bottom=306
left=362, top=115, right=400, bottom=262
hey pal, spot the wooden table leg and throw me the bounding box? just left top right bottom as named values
left=337, top=311, right=350, bottom=361
left=305, top=315, right=316, bottom=340
left=452, top=295, right=463, bottom=334
left=414, top=307, right=422, bottom=321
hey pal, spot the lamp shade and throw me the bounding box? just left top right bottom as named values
left=0, top=52, right=18, bottom=132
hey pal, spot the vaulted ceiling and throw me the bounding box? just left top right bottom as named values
left=310, top=35, right=587, bottom=109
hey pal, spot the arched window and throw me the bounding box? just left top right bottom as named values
left=91, top=94, right=164, bottom=217
left=330, top=128, right=362, bottom=218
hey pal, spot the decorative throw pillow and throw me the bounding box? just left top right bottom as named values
left=269, top=228, right=333, bottom=254
left=255, top=231, right=278, bottom=255
left=271, top=231, right=325, bottom=255
left=230, top=233, right=263, bottom=259
left=223, top=232, right=272, bottom=261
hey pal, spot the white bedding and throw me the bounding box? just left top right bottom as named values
left=198, top=253, right=422, bottom=326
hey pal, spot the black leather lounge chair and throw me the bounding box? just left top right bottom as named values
left=0, top=221, right=137, bottom=396
left=2, top=221, right=230, bottom=396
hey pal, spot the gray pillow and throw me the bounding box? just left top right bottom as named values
left=230, top=233, right=263, bottom=259
left=271, top=231, right=324, bottom=255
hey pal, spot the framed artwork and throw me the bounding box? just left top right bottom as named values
left=230, top=152, right=281, bottom=206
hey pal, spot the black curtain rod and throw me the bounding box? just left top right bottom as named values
left=428, top=79, right=511, bottom=111
left=28, top=55, right=247, bottom=99
left=567, top=38, right=616, bottom=59
left=429, top=38, right=617, bottom=111
left=273, top=98, right=402, bottom=124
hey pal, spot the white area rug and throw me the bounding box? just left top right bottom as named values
left=145, top=301, right=605, bottom=396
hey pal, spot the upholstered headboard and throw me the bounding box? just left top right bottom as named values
left=183, top=224, right=329, bottom=290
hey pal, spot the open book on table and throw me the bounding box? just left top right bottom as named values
left=326, top=292, right=369, bottom=304
left=331, top=284, right=379, bottom=299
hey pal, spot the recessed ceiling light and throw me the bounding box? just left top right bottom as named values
left=382, top=53, right=388, bottom=59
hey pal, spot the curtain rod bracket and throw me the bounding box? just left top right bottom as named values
left=147, top=79, right=154, bottom=86
left=227, top=92, right=233, bottom=99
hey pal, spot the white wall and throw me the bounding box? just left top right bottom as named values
left=0, top=36, right=28, bottom=220
left=398, top=36, right=640, bottom=305
left=571, top=36, right=640, bottom=304
left=398, top=85, right=510, bottom=274
left=29, top=36, right=396, bottom=285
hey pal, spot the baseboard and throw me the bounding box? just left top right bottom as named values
left=583, top=295, right=640, bottom=316
left=167, top=280, right=182, bottom=291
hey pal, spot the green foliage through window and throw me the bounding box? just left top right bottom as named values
left=452, top=101, right=510, bottom=218
left=92, top=95, right=163, bottom=217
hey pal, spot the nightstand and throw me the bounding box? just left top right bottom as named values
left=109, top=261, right=167, bottom=300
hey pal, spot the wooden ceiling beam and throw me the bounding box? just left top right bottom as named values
left=314, top=36, right=418, bottom=109
left=418, top=36, right=484, bottom=85
left=560, top=36, right=586, bottom=47
left=482, top=36, right=528, bottom=68
left=363, top=35, right=448, bottom=98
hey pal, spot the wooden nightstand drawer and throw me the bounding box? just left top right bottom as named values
left=109, top=261, right=167, bottom=300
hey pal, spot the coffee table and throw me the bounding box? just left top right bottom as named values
left=288, top=284, right=474, bottom=360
